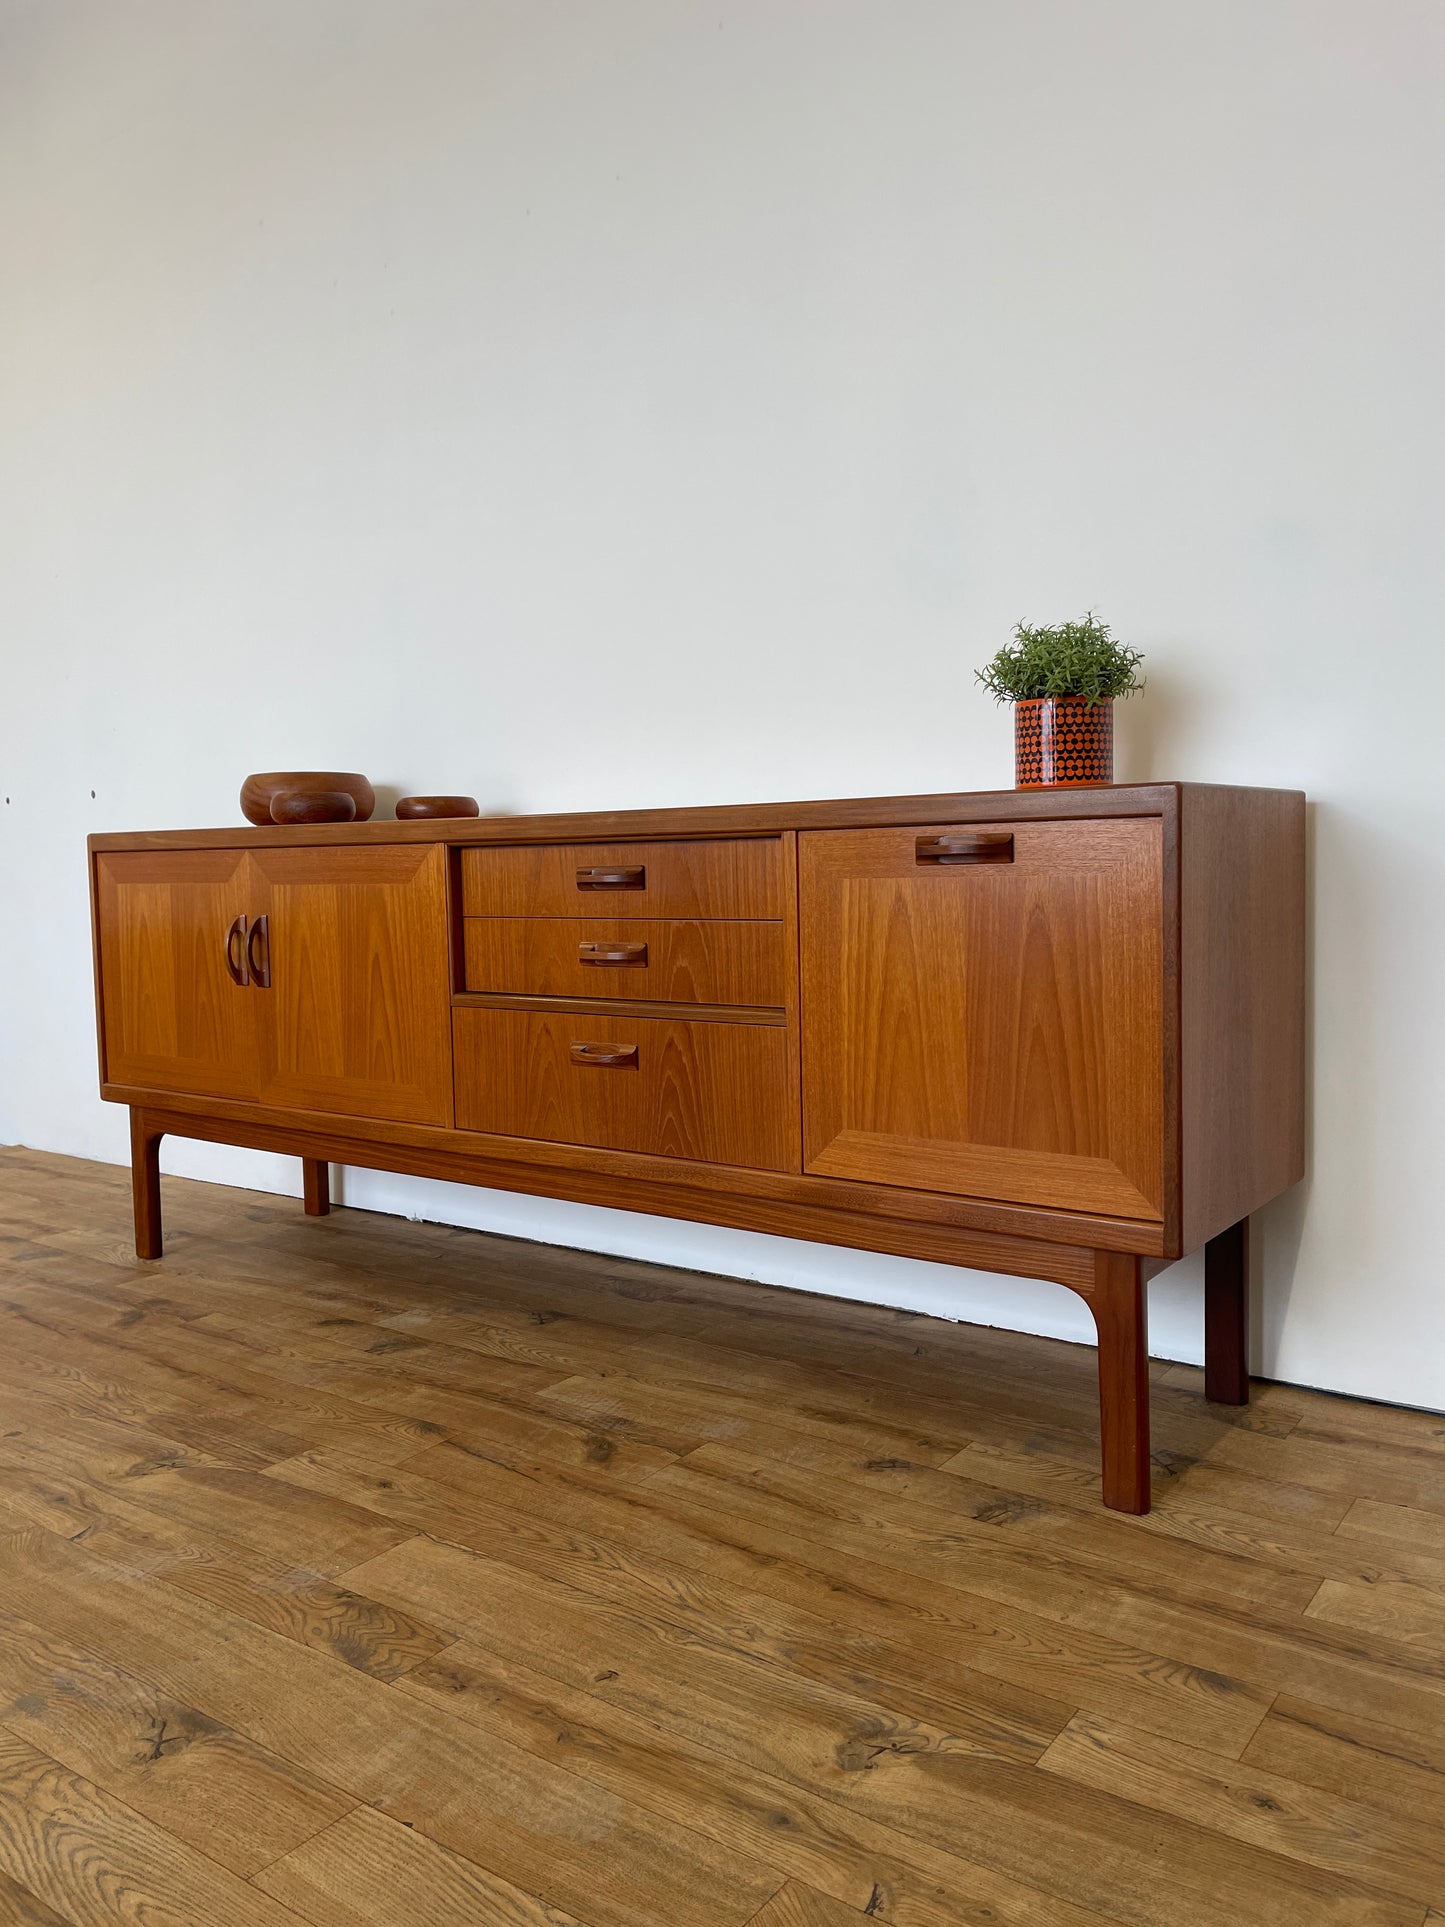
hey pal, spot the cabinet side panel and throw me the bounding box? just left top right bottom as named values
left=1180, top=786, right=1306, bottom=1251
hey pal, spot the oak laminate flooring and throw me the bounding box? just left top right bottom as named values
left=393, top=1640, right=1422, bottom=1927
left=1039, top=1711, right=1445, bottom=1911
left=281, top=1438, right=1269, bottom=1756
left=0, top=1531, right=782, bottom=1927
left=341, top=1531, right=1064, bottom=1767
left=0, top=1601, right=350, bottom=1877
left=1305, top=1575, right=1445, bottom=1654
left=2, top=1147, right=1445, bottom=1927
left=744, top=1885, right=870, bottom=1927
left=0, top=1868, right=74, bottom=1926
left=253, top=1805, right=600, bottom=1927
left=154, top=1549, right=456, bottom=1680
left=0, top=1726, right=313, bottom=1927
left=1241, top=1694, right=1445, bottom=1831
left=1337, top=1495, right=1445, bottom=1557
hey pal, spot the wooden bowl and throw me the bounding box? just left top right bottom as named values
left=395, top=795, right=481, bottom=820
left=271, top=790, right=357, bottom=825
left=241, top=771, right=375, bottom=826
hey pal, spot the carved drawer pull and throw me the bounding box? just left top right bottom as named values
left=578, top=940, right=649, bottom=967
left=224, top=914, right=250, bottom=986
left=570, top=1041, right=639, bottom=1068
left=576, top=865, right=646, bottom=890
left=915, top=833, right=1014, bottom=865
left=246, top=914, right=272, bottom=988
left=574, top=867, right=647, bottom=886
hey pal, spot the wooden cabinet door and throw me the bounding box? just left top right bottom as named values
left=95, top=850, right=260, bottom=1099
left=250, top=846, right=452, bottom=1126
left=800, top=819, right=1165, bottom=1220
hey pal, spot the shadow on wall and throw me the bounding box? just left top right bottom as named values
left=1112, top=666, right=1205, bottom=786
left=1119, top=679, right=1317, bottom=1382
left=1252, top=798, right=1316, bottom=1376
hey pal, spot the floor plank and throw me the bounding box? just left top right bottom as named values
left=253, top=1803, right=603, bottom=1926
left=0, top=1725, right=312, bottom=1926
left=0, top=1598, right=350, bottom=1877
left=1241, top=1694, right=1445, bottom=1831
left=744, top=1883, right=869, bottom=1926
left=1039, top=1710, right=1445, bottom=1913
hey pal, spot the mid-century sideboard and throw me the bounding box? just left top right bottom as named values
left=88, top=783, right=1305, bottom=1513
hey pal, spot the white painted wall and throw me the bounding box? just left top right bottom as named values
left=3, top=0, right=1442, bottom=1407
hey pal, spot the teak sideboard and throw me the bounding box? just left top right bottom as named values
left=88, top=783, right=1305, bottom=1513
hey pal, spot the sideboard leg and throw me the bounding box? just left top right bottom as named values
left=1091, top=1250, right=1151, bottom=1514
left=129, top=1109, right=164, bottom=1261
left=302, top=1158, right=331, bottom=1218
left=1204, top=1216, right=1250, bottom=1405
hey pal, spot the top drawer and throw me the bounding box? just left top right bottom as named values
left=461, top=839, right=784, bottom=921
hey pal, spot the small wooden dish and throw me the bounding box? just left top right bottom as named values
left=396, top=795, right=481, bottom=820
left=241, top=771, right=375, bottom=826
left=271, top=790, right=357, bottom=825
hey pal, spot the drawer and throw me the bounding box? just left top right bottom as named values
left=453, top=1007, right=796, bottom=1171
left=462, top=917, right=786, bottom=1007
left=461, top=838, right=782, bottom=920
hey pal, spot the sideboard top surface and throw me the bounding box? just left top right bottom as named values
left=88, top=781, right=1301, bottom=852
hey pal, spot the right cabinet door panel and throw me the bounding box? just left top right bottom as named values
left=800, top=819, right=1165, bottom=1220
left=250, top=845, right=452, bottom=1126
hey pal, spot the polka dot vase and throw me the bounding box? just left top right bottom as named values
left=1014, top=696, right=1114, bottom=789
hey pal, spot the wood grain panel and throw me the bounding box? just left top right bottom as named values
left=251, top=844, right=452, bottom=1126
left=800, top=820, right=1165, bottom=1220
left=1179, top=784, right=1307, bottom=1250
left=463, top=916, right=786, bottom=1007
left=454, top=1007, right=797, bottom=1172
left=461, top=837, right=783, bottom=920
left=95, top=850, right=259, bottom=1100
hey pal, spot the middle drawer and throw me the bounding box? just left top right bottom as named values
left=462, top=917, right=786, bottom=1007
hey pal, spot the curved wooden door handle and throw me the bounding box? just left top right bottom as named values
left=569, top=1041, right=639, bottom=1068
left=576, top=865, right=646, bottom=890
left=224, top=915, right=250, bottom=986
left=245, top=914, right=271, bottom=988
left=915, top=832, right=1014, bottom=865
left=578, top=940, right=649, bottom=967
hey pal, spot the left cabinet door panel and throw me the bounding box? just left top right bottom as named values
left=250, top=845, right=452, bottom=1126
left=96, top=851, right=260, bottom=1100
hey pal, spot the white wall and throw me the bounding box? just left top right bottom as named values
left=2, top=0, right=1442, bottom=1408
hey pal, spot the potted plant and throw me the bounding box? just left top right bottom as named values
left=976, top=614, right=1145, bottom=788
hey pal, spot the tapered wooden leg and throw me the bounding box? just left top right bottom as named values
left=302, top=1158, right=330, bottom=1217
left=129, top=1108, right=164, bottom=1261
left=1091, top=1250, right=1151, bottom=1514
left=1204, top=1216, right=1250, bottom=1405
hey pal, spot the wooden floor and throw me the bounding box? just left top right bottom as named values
left=0, top=1152, right=1443, bottom=1927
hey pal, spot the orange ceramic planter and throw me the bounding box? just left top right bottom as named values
left=1014, top=696, right=1113, bottom=788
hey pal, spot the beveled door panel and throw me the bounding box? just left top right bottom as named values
left=800, top=819, right=1165, bottom=1219
left=95, top=850, right=260, bottom=1100
left=251, top=845, right=451, bottom=1126
left=462, top=917, right=786, bottom=1007
left=454, top=1007, right=795, bottom=1171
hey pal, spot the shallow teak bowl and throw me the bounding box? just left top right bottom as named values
left=271, top=790, right=357, bottom=825
left=241, top=771, right=375, bottom=826
left=395, top=794, right=481, bottom=820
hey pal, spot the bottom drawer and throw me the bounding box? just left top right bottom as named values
left=453, top=1007, right=796, bottom=1172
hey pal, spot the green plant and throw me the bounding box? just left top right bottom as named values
left=975, top=613, right=1145, bottom=705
